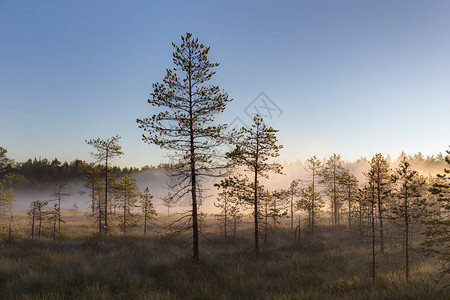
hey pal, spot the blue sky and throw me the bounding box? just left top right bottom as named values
left=1, top=0, right=449, bottom=167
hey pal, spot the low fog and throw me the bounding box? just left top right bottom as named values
left=11, top=154, right=448, bottom=214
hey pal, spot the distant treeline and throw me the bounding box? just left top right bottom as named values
left=0, top=157, right=166, bottom=190
left=1, top=152, right=446, bottom=191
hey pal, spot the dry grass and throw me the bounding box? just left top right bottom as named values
left=0, top=213, right=448, bottom=299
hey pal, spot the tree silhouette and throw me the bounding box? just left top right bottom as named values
left=368, top=153, right=391, bottom=254
left=140, top=187, right=157, bottom=236
left=86, top=135, right=123, bottom=235
left=114, top=175, right=140, bottom=235
left=226, top=115, right=283, bottom=254
left=422, top=146, right=450, bottom=283
left=137, top=33, right=231, bottom=262
left=391, top=157, right=427, bottom=280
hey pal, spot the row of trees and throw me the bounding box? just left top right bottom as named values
left=134, top=33, right=449, bottom=288
left=82, top=137, right=159, bottom=236
left=26, top=175, right=158, bottom=239
left=352, top=153, right=449, bottom=284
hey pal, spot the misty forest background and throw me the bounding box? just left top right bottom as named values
left=0, top=33, right=449, bottom=299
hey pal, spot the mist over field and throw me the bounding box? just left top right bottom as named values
left=9, top=153, right=449, bottom=215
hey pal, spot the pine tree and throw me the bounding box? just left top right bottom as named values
left=287, top=179, right=301, bottom=235
left=51, top=181, right=71, bottom=234
left=369, top=179, right=376, bottom=287
left=270, top=189, right=288, bottom=227
left=0, top=183, right=8, bottom=219
left=0, top=147, right=14, bottom=177
left=422, top=147, right=450, bottom=282
left=321, top=154, right=344, bottom=227
left=83, top=163, right=101, bottom=215
left=215, top=176, right=248, bottom=238
left=355, top=185, right=372, bottom=236
left=48, top=203, right=64, bottom=242
left=141, top=187, right=157, bottom=236
left=391, top=157, right=427, bottom=280
left=227, top=114, right=283, bottom=253
left=86, top=135, right=123, bottom=235
left=137, top=33, right=231, bottom=262
left=340, top=169, right=359, bottom=229
left=298, top=185, right=324, bottom=235
left=368, top=153, right=391, bottom=254
left=114, top=175, right=140, bottom=235
left=214, top=185, right=237, bottom=238
left=260, top=188, right=274, bottom=243
left=27, top=200, right=48, bottom=240
left=305, top=156, right=322, bottom=235
left=161, top=192, right=177, bottom=217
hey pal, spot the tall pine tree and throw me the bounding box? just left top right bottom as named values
left=137, top=33, right=231, bottom=262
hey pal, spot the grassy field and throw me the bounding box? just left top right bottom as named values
left=0, top=213, right=448, bottom=299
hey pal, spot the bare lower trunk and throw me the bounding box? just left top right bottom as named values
left=371, top=187, right=376, bottom=287
left=224, top=200, right=227, bottom=238
left=98, top=193, right=102, bottom=234
left=377, top=169, right=384, bottom=254
left=58, top=195, right=61, bottom=233
left=105, top=155, right=109, bottom=235
left=348, top=186, right=352, bottom=229
left=53, top=217, right=57, bottom=243
left=312, top=174, right=315, bottom=236
left=290, top=194, right=294, bottom=235
left=31, top=211, right=35, bottom=241
left=264, top=203, right=268, bottom=243
left=254, top=170, right=259, bottom=253
left=405, top=184, right=409, bottom=280
left=144, top=204, right=147, bottom=236
left=191, top=165, right=199, bottom=262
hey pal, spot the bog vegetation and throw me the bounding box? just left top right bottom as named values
left=0, top=34, right=449, bottom=299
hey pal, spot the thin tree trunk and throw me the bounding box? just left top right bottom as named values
left=58, top=193, right=61, bottom=233
left=31, top=208, right=35, bottom=241
left=105, top=154, right=109, bottom=235
left=123, top=192, right=127, bottom=235
left=224, top=197, right=227, bottom=238
left=377, top=168, right=385, bottom=254
left=188, top=50, right=199, bottom=262
left=312, top=171, right=315, bottom=236
left=264, top=202, right=268, bottom=243
left=38, top=207, right=42, bottom=240
left=290, top=192, right=294, bottom=234
left=144, top=202, right=147, bottom=236
left=98, top=190, right=102, bottom=234
left=359, top=204, right=362, bottom=236
left=53, top=216, right=57, bottom=243
left=308, top=207, right=311, bottom=236
left=405, top=183, right=409, bottom=280
left=348, top=185, right=352, bottom=229
left=371, top=186, right=376, bottom=287
left=254, top=136, right=260, bottom=254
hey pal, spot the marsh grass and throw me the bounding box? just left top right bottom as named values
left=0, top=213, right=448, bottom=299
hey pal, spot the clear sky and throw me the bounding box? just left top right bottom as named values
left=1, top=0, right=449, bottom=168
